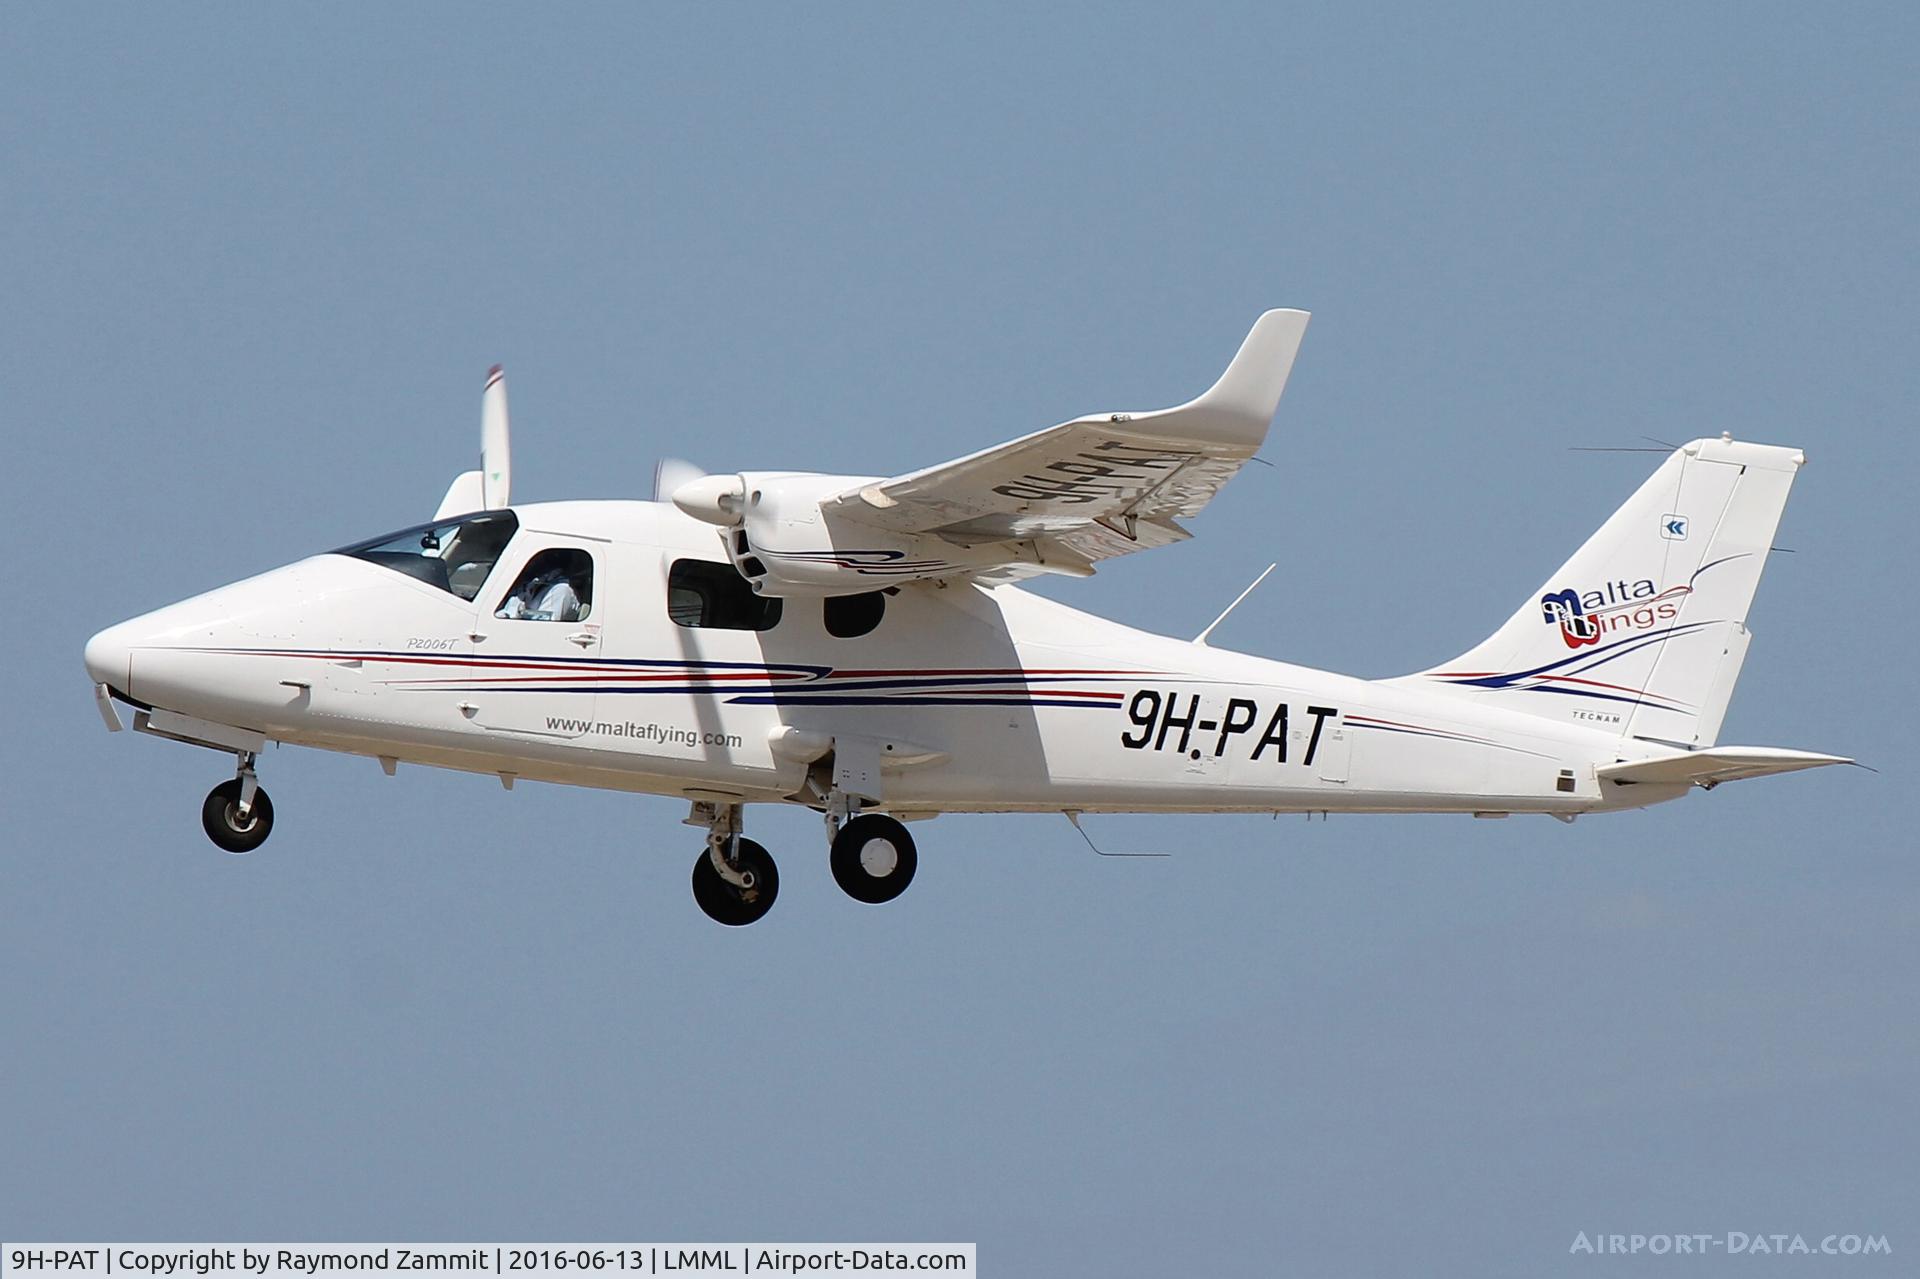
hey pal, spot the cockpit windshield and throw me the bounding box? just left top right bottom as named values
left=333, top=511, right=519, bottom=600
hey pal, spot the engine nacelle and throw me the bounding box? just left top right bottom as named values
left=673, top=470, right=1059, bottom=596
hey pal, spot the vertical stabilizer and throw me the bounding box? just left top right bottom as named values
left=1401, top=438, right=1803, bottom=747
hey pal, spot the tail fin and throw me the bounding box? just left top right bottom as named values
left=1404, top=437, right=1804, bottom=747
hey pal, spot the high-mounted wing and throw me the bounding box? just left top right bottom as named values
left=821, top=309, right=1308, bottom=573
left=670, top=310, right=1310, bottom=595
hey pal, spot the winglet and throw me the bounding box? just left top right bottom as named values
left=1174, top=308, right=1310, bottom=447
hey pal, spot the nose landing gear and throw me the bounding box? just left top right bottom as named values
left=201, top=752, right=274, bottom=853
left=687, top=800, right=779, bottom=926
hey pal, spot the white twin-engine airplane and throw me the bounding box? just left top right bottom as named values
left=84, top=310, right=1849, bottom=924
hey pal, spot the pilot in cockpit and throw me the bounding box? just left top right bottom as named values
left=497, top=559, right=586, bottom=622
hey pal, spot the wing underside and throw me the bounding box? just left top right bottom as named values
left=822, top=309, right=1309, bottom=580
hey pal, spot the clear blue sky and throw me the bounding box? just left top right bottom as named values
left=4, top=3, right=1915, bottom=1273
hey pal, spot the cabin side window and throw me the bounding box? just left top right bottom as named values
left=668, top=559, right=782, bottom=631
left=495, top=548, right=594, bottom=622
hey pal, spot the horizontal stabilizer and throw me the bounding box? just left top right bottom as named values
left=1598, top=746, right=1851, bottom=789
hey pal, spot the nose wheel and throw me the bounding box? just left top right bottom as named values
left=830, top=813, right=917, bottom=904
left=201, top=769, right=274, bottom=853
left=691, top=836, right=779, bottom=926
left=687, top=800, right=779, bottom=926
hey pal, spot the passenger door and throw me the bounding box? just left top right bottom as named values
left=467, top=534, right=606, bottom=740
left=601, top=551, right=785, bottom=769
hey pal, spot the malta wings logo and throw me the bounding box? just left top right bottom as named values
left=1540, top=579, right=1690, bottom=648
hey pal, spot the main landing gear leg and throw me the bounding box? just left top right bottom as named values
left=686, top=800, right=779, bottom=926
left=201, top=750, right=275, bottom=854
left=822, top=788, right=856, bottom=844
left=826, top=792, right=917, bottom=906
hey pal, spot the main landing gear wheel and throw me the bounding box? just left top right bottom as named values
left=691, top=837, right=779, bottom=926
left=201, top=779, right=274, bottom=854
left=830, top=813, right=917, bottom=904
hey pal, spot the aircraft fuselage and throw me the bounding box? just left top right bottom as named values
left=86, top=499, right=1669, bottom=823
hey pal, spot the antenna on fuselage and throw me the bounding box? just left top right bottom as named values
left=1194, top=563, right=1277, bottom=647
left=1064, top=811, right=1170, bottom=858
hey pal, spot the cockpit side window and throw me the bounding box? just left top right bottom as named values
left=495, top=548, right=594, bottom=622
left=334, top=512, right=519, bottom=600
left=668, top=559, right=782, bottom=631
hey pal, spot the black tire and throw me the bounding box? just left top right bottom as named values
left=201, top=779, right=274, bottom=854
left=691, top=836, right=779, bottom=926
left=830, top=813, right=918, bottom=904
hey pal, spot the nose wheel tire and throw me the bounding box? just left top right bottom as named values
left=201, top=779, right=275, bottom=854
left=691, top=837, right=779, bottom=926
left=830, top=813, right=917, bottom=904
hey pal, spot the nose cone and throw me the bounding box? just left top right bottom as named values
left=672, top=472, right=747, bottom=525
left=84, top=619, right=138, bottom=691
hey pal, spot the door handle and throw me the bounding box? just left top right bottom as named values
left=567, top=632, right=597, bottom=647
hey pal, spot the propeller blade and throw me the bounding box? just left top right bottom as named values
left=481, top=364, right=512, bottom=509
left=653, top=456, right=705, bottom=503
